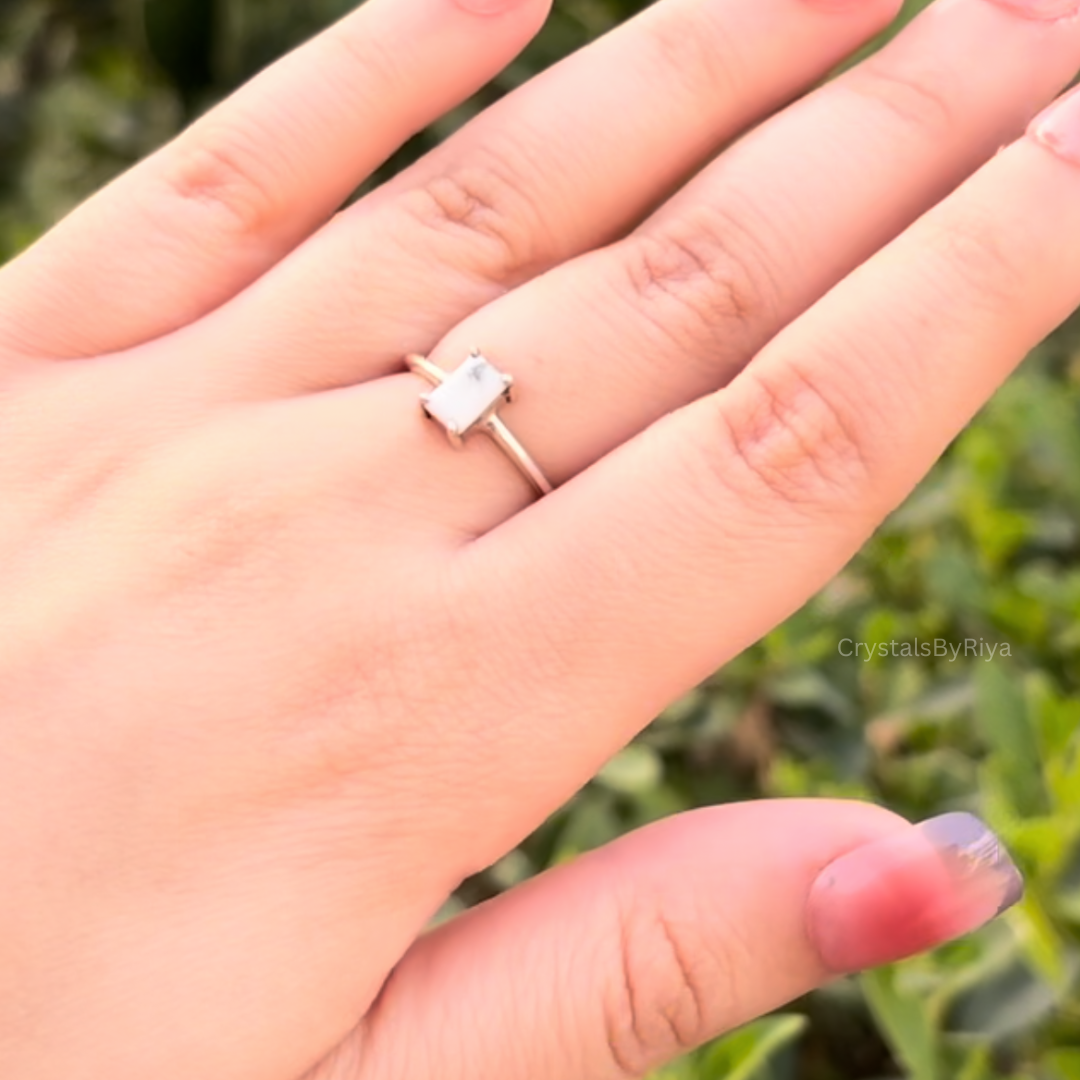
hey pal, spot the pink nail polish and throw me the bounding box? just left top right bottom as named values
left=1030, top=84, right=1080, bottom=167
left=806, top=813, right=1023, bottom=973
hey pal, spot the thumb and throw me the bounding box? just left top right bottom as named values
left=319, top=799, right=1022, bottom=1080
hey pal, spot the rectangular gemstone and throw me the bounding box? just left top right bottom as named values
left=424, top=353, right=508, bottom=434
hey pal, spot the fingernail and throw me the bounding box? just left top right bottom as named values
left=990, top=0, right=1080, bottom=19
left=454, top=0, right=534, bottom=14
left=1030, top=84, right=1080, bottom=167
left=806, top=813, right=1024, bottom=973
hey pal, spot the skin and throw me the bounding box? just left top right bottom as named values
left=0, top=0, right=1074, bottom=1075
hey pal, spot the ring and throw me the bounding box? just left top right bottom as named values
left=406, top=350, right=554, bottom=498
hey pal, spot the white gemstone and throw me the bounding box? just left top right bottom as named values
left=424, top=353, right=509, bottom=434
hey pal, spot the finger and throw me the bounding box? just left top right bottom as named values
left=162, top=0, right=902, bottom=395
left=474, top=94, right=1080, bottom=768
left=0, top=0, right=550, bottom=361
left=352, top=0, right=1080, bottom=531
left=315, top=803, right=1021, bottom=1080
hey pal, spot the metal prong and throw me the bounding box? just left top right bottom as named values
left=407, top=349, right=552, bottom=494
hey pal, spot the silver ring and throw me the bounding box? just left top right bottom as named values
left=406, top=350, right=554, bottom=498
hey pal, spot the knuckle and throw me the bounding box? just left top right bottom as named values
left=623, top=207, right=774, bottom=361
left=605, top=900, right=717, bottom=1077
left=709, top=361, right=872, bottom=511
left=158, top=119, right=283, bottom=236
left=400, top=151, right=543, bottom=282
left=844, top=61, right=955, bottom=136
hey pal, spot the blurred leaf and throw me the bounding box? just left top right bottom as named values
left=1045, top=1048, right=1080, bottom=1080
left=597, top=744, right=664, bottom=795
left=863, top=966, right=940, bottom=1080
left=696, top=1014, right=807, bottom=1080
left=974, top=665, right=1048, bottom=818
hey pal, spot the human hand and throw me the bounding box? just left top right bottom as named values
left=2, top=0, right=1077, bottom=1076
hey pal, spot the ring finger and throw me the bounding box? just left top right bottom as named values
left=383, top=0, right=1080, bottom=532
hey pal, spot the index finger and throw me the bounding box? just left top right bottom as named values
left=0, top=0, right=549, bottom=361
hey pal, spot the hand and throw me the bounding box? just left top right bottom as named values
left=1, top=0, right=1075, bottom=1076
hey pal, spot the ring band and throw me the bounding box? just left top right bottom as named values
left=406, top=350, right=554, bottom=498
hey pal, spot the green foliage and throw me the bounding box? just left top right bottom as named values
left=3, top=0, right=1080, bottom=1077
left=650, top=1015, right=808, bottom=1080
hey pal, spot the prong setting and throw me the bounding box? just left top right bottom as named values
left=421, top=351, right=517, bottom=438
left=405, top=349, right=554, bottom=497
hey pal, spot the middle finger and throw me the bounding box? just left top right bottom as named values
left=160, top=0, right=901, bottom=394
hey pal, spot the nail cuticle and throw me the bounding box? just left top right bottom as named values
left=1029, top=84, right=1080, bottom=168
left=1031, top=129, right=1080, bottom=167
